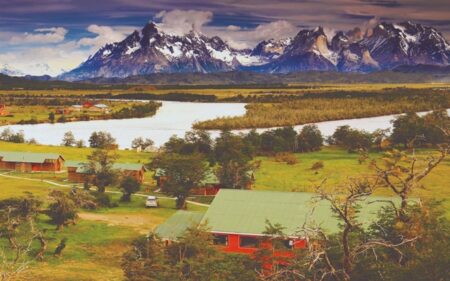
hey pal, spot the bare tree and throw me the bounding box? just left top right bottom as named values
left=373, top=147, right=448, bottom=218
left=298, top=178, right=417, bottom=281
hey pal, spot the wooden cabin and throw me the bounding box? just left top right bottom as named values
left=0, top=151, right=64, bottom=172
left=0, top=104, right=7, bottom=116
left=155, top=190, right=400, bottom=267
left=66, top=161, right=146, bottom=183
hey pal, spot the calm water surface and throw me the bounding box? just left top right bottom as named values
left=2, top=102, right=448, bottom=149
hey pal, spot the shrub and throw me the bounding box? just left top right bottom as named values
left=311, top=161, right=324, bottom=170
left=274, top=153, right=298, bottom=165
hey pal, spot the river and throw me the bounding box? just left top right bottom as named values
left=1, top=101, right=447, bottom=149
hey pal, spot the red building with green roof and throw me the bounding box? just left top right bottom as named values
left=66, top=161, right=146, bottom=183
left=0, top=151, right=64, bottom=172
left=155, top=189, right=399, bottom=264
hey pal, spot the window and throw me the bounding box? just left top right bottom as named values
left=274, top=239, right=294, bottom=250
left=213, top=234, right=228, bottom=246
left=239, top=236, right=259, bottom=248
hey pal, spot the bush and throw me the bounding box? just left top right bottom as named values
left=311, top=161, right=324, bottom=170
left=91, top=192, right=117, bottom=208
left=274, top=153, right=298, bottom=165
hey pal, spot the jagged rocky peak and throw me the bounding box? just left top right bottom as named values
left=331, top=31, right=349, bottom=52
left=251, top=38, right=292, bottom=59
left=58, top=20, right=450, bottom=80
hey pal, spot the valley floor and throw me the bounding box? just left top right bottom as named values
left=0, top=142, right=448, bottom=280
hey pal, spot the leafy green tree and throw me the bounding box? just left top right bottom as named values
left=260, top=127, right=297, bottom=153
left=88, top=131, right=117, bottom=149
left=48, top=112, right=55, bottom=123
left=217, top=160, right=258, bottom=189
left=47, top=190, right=77, bottom=230
left=297, top=124, right=323, bottom=152
left=391, top=112, right=426, bottom=148
left=131, top=137, right=154, bottom=151
left=151, top=153, right=206, bottom=209
left=120, top=176, right=141, bottom=202
left=215, top=131, right=258, bottom=189
left=85, top=149, right=118, bottom=193
left=61, top=131, right=76, bottom=147
left=332, top=125, right=373, bottom=152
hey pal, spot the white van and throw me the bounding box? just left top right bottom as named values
left=145, top=196, right=158, bottom=208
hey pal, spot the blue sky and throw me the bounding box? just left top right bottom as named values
left=0, top=0, right=449, bottom=76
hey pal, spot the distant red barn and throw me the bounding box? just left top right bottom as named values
left=0, top=104, right=7, bottom=116
left=0, top=151, right=64, bottom=172
left=66, top=161, right=146, bottom=183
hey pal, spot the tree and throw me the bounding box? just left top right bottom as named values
left=48, top=112, right=55, bottom=123
left=214, top=131, right=258, bottom=189
left=217, top=160, right=258, bottom=189
left=85, top=149, right=118, bottom=193
left=121, top=226, right=258, bottom=281
left=131, top=137, right=154, bottom=151
left=215, top=130, right=253, bottom=165
left=332, top=125, right=373, bottom=152
left=88, top=131, right=117, bottom=149
left=61, top=131, right=76, bottom=147
left=47, top=190, right=77, bottom=230
left=364, top=201, right=450, bottom=281
left=260, top=127, right=297, bottom=154
left=297, top=124, right=323, bottom=152
left=151, top=153, right=206, bottom=209
left=373, top=147, right=448, bottom=218
left=391, top=112, right=426, bottom=148
left=298, top=179, right=417, bottom=281
left=0, top=195, right=46, bottom=279
left=120, top=177, right=141, bottom=202
left=75, top=139, right=85, bottom=148
left=163, top=130, right=214, bottom=162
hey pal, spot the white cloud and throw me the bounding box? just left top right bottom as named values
left=154, top=9, right=213, bottom=36
left=205, top=20, right=298, bottom=49
left=9, top=27, right=67, bottom=44
left=0, top=41, right=90, bottom=76
left=78, top=24, right=136, bottom=49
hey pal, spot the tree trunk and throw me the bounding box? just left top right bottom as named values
left=342, top=225, right=352, bottom=281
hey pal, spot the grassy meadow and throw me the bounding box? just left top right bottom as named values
left=1, top=82, right=450, bottom=100
left=0, top=175, right=206, bottom=281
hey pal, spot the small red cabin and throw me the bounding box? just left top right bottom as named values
left=82, top=101, right=94, bottom=108
left=66, top=161, right=146, bottom=183
left=0, top=104, right=7, bottom=116
left=0, top=151, right=64, bottom=172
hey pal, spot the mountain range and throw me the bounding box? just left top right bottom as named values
left=42, top=21, right=450, bottom=81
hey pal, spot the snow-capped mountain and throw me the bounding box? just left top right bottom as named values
left=60, top=21, right=450, bottom=80
left=254, top=22, right=450, bottom=73
left=0, top=64, right=24, bottom=77
left=60, top=22, right=270, bottom=81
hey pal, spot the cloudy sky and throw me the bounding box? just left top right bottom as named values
left=0, top=0, right=449, bottom=76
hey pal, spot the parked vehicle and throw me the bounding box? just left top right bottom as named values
left=145, top=195, right=158, bottom=208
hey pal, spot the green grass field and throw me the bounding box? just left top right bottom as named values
left=253, top=147, right=450, bottom=213
left=0, top=175, right=206, bottom=281
left=0, top=142, right=448, bottom=280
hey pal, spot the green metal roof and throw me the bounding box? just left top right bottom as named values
left=0, top=151, right=63, bottom=164
left=201, top=189, right=400, bottom=237
left=65, top=161, right=145, bottom=173
left=154, top=211, right=205, bottom=241
left=65, top=161, right=84, bottom=168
